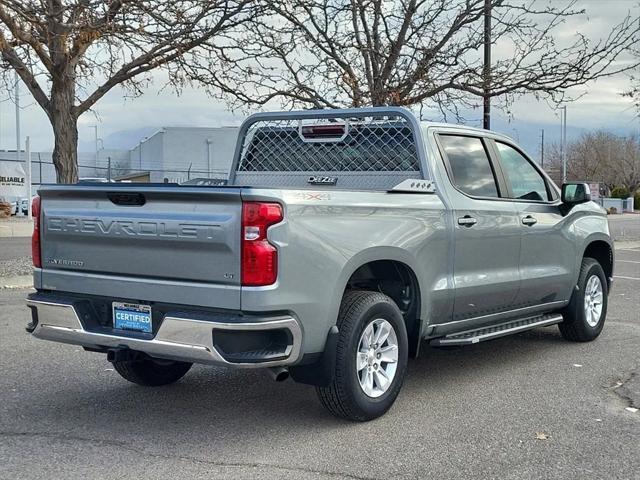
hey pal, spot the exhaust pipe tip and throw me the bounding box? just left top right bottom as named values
left=266, top=367, right=290, bottom=382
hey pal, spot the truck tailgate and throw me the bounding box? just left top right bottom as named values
left=38, top=185, right=242, bottom=310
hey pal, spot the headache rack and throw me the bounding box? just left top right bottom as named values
left=229, top=107, right=430, bottom=190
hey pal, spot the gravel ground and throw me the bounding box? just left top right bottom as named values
left=0, top=238, right=33, bottom=278
left=0, top=257, right=32, bottom=278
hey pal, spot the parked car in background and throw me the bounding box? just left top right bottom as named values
left=26, top=107, right=613, bottom=421
left=77, top=177, right=114, bottom=184
left=17, top=196, right=39, bottom=216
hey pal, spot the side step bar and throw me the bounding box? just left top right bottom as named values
left=429, top=313, right=564, bottom=347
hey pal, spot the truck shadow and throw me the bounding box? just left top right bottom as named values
left=18, top=326, right=591, bottom=439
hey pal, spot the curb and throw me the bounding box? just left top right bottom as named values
left=0, top=222, right=33, bottom=238
left=615, top=241, right=640, bottom=250
left=1, top=275, right=33, bottom=290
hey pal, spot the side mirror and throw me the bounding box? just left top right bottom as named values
left=561, top=182, right=591, bottom=204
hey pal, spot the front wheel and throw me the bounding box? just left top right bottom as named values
left=316, top=290, right=408, bottom=421
left=559, top=257, right=608, bottom=342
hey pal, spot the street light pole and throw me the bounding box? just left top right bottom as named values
left=26, top=136, right=31, bottom=220
left=90, top=125, right=99, bottom=170
left=15, top=70, right=21, bottom=164
left=540, top=129, right=545, bottom=168
left=561, top=106, right=567, bottom=183
left=483, top=0, right=492, bottom=130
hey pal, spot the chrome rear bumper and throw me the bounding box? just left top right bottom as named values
left=26, top=298, right=302, bottom=368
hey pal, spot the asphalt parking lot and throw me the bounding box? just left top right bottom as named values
left=608, top=214, right=640, bottom=241
left=0, top=243, right=638, bottom=479
left=0, top=237, right=30, bottom=262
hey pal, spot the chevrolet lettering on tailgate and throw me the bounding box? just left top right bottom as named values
left=47, top=217, right=221, bottom=240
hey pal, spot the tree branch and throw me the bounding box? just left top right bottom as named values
left=0, top=29, right=51, bottom=114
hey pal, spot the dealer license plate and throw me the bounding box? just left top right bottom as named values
left=113, top=302, right=152, bottom=333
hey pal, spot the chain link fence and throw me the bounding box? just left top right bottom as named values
left=0, top=156, right=226, bottom=186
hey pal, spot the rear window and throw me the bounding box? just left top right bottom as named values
left=238, top=124, right=420, bottom=173
left=439, top=135, right=499, bottom=198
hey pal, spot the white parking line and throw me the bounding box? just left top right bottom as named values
left=617, top=260, right=640, bottom=264
left=614, top=275, right=640, bottom=281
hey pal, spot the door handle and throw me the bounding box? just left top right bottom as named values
left=458, top=215, right=477, bottom=227
left=522, top=215, right=538, bottom=226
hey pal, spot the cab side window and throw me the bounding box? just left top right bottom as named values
left=439, top=135, right=499, bottom=198
left=496, top=142, right=550, bottom=201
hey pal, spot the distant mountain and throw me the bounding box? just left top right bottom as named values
left=490, top=117, right=636, bottom=163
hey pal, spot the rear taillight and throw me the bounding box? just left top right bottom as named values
left=31, top=196, right=41, bottom=268
left=241, top=202, right=283, bottom=286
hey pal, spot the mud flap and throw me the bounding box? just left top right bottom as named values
left=289, top=326, right=339, bottom=387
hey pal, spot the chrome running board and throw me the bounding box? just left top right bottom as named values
left=429, top=313, right=563, bottom=347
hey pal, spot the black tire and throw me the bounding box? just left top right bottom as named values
left=559, top=257, right=608, bottom=342
left=316, top=290, right=408, bottom=421
left=112, top=354, right=192, bottom=386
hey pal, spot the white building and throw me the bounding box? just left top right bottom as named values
left=0, top=126, right=240, bottom=188
left=126, top=126, right=240, bottom=183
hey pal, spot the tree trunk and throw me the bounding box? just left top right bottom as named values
left=50, top=79, right=79, bottom=184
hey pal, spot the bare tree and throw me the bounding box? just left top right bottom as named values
left=547, top=131, right=640, bottom=193
left=0, top=0, right=256, bottom=183
left=612, top=133, right=640, bottom=194
left=622, top=77, right=640, bottom=116
left=202, top=0, right=639, bottom=118
left=622, top=42, right=639, bottom=115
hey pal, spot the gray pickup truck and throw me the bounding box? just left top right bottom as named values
left=26, top=107, right=613, bottom=421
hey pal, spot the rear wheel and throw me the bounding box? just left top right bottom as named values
left=112, top=355, right=192, bottom=386
left=316, top=290, right=408, bottom=421
left=559, top=257, right=608, bottom=342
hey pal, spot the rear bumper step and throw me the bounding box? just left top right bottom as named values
left=429, top=313, right=563, bottom=347
left=26, top=297, right=302, bottom=368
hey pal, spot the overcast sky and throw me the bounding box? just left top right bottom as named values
left=0, top=0, right=638, bottom=158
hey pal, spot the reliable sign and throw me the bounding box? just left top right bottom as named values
left=0, top=161, right=27, bottom=197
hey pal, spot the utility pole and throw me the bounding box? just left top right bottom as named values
left=483, top=0, right=492, bottom=130
left=561, top=106, right=567, bottom=183
left=26, top=136, right=31, bottom=220
left=90, top=125, right=99, bottom=170
left=206, top=139, right=213, bottom=177
left=540, top=129, right=545, bottom=168
left=15, top=71, right=21, bottom=163
left=107, top=157, right=112, bottom=182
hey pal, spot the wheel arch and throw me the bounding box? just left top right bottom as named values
left=581, top=237, right=614, bottom=290
left=337, top=249, right=424, bottom=357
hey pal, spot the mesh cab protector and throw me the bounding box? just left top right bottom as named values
left=230, top=107, right=429, bottom=190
